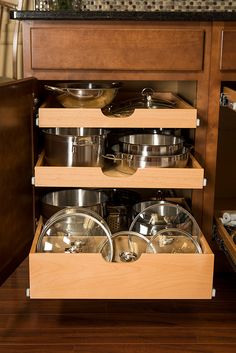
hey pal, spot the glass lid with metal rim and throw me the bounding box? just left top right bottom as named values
left=129, top=202, right=201, bottom=240
left=147, top=228, right=202, bottom=254
left=99, top=230, right=156, bottom=263
left=37, top=207, right=113, bottom=262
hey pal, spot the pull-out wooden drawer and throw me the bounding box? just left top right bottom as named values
left=23, top=22, right=205, bottom=78
left=221, top=30, right=236, bottom=71
left=38, top=92, right=197, bottom=129
left=215, top=211, right=236, bottom=266
left=29, top=219, right=214, bottom=299
left=222, top=87, right=236, bottom=111
left=34, top=153, right=204, bottom=189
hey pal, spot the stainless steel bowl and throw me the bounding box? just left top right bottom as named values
left=41, top=189, right=108, bottom=220
left=118, top=134, right=184, bottom=156
left=45, top=82, right=121, bottom=108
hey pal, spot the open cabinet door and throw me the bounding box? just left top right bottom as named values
left=0, top=78, right=37, bottom=284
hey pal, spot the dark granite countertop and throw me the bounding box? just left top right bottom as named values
left=10, top=10, right=236, bottom=21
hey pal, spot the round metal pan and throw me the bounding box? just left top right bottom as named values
left=118, top=134, right=184, bottom=156
left=103, top=146, right=189, bottom=174
left=45, top=82, right=121, bottom=108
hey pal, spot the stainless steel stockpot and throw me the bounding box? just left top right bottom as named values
left=43, top=128, right=107, bottom=167
left=118, top=134, right=184, bottom=156
left=41, top=188, right=108, bottom=220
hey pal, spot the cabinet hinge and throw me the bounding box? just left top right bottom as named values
left=31, top=177, right=35, bottom=185
left=203, top=178, right=207, bottom=187
left=196, top=118, right=200, bottom=127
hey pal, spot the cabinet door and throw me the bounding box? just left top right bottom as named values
left=0, top=78, right=36, bottom=284
left=220, top=30, right=236, bottom=71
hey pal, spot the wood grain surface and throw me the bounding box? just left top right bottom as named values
left=0, top=258, right=235, bottom=352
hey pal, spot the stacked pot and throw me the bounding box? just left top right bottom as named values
left=104, top=133, right=189, bottom=174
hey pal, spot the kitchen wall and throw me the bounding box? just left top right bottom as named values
left=0, top=0, right=235, bottom=80
left=82, top=1, right=235, bottom=12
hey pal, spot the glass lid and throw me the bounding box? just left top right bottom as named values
left=37, top=207, right=113, bottom=261
left=147, top=228, right=202, bottom=254
left=129, top=202, right=201, bottom=239
left=99, top=230, right=156, bottom=263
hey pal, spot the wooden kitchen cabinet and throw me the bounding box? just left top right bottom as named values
left=5, top=18, right=235, bottom=297
left=0, top=76, right=214, bottom=299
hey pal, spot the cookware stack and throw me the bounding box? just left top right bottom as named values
left=38, top=194, right=203, bottom=261
left=104, top=132, right=189, bottom=174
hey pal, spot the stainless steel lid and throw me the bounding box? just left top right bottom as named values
left=129, top=202, right=201, bottom=240
left=147, top=228, right=202, bottom=254
left=99, top=230, right=156, bottom=263
left=37, top=207, right=113, bottom=261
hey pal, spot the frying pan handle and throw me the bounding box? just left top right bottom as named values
left=44, top=85, right=65, bottom=94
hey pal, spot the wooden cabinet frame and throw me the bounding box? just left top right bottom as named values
left=22, top=20, right=213, bottom=237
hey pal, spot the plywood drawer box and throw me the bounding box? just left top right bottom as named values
left=29, top=220, right=214, bottom=299
left=34, top=153, right=204, bottom=189
left=215, top=211, right=236, bottom=265
left=222, top=87, right=236, bottom=111
left=23, top=22, right=205, bottom=78
left=221, top=30, right=236, bottom=71
left=38, top=93, right=197, bottom=129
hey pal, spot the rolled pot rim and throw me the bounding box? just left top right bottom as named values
left=118, top=134, right=184, bottom=147
left=46, top=81, right=122, bottom=91
left=106, top=147, right=189, bottom=162
left=42, top=128, right=108, bottom=137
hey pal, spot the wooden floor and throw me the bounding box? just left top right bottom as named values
left=0, top=257, right=235, bottom=353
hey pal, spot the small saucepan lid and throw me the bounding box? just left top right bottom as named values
left=99, top=230, right=156, bottom=262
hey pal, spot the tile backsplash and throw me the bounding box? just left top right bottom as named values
left=81, top=1, right=236, bottom=12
